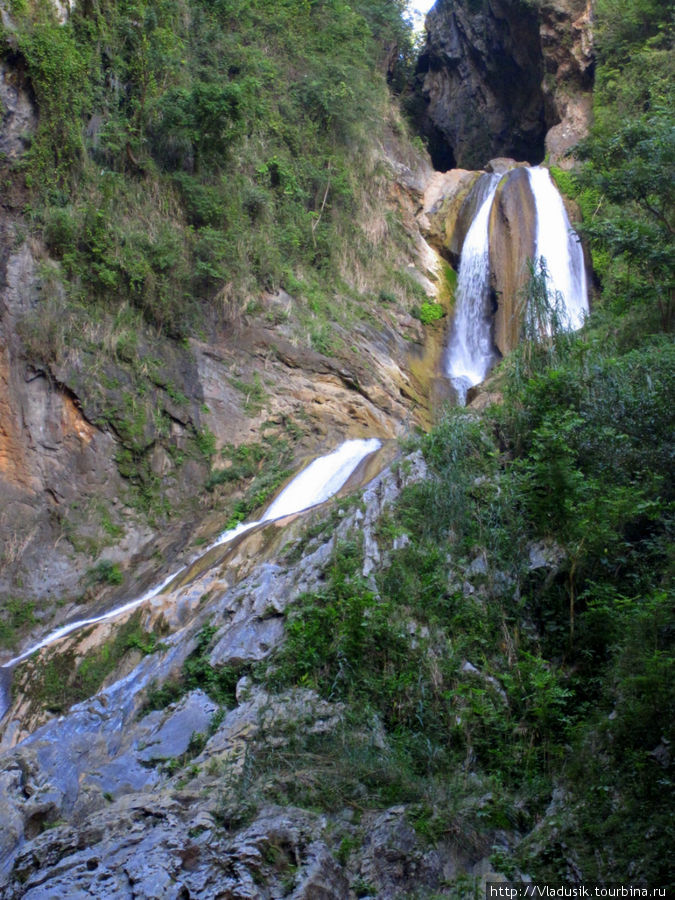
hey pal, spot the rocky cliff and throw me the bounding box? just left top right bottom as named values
left=0, top=0, right=452, bottom=658
left=416, top=0, right=594, bottom=170
left=0, top=450, right=521, bottom=898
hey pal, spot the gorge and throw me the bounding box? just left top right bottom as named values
left=0, top=0, right=672, bottom=896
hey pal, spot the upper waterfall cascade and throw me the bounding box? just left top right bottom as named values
left=0, top=439, right=381, bottom=683
left=446, top=165, right=588, bottom=402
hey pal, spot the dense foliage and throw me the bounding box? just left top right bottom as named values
left=1, top=0, right=422, bottom=522
left=3, top=0, right=417, bottom=337
left=575, top=0, right=673, bottom=333
left=1, top=0, right=672, bottom=891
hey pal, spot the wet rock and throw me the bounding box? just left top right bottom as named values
left=135, top=690, right=217, bottom=763
left=419, top=169, right=481, bottom=262
left=488, top=167, right=537, bottom=356
left=0, top=452, right=433, bottom=893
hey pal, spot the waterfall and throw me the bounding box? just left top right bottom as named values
left=445, top=173, right=500, bottom=404
left=0, top=439, right=381, bottom=684
left=445, top=166, right=588, bottom=403
left=527, top=166, right=589, bottom=330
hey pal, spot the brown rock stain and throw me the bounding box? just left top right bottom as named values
left=60, top=392, right=96, bottom=446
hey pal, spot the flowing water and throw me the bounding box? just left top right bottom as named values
left=446, top=166, right=588, bottom=403
left=527, top=166, right=589, bottom=330
left=445, top=173, right=501, bottom=404
left=0, top=437, right=381, bottom=716
left=207, top=438, right=381, bottom=550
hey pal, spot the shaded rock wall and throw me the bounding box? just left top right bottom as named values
left=416, top=0, right=594, bottom=170
left=418, top=0, right=546, bottom=169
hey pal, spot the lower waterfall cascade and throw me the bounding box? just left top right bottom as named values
left=446, top=164, right=589, bottom=402
left=0, top=438, right=382, bottom=717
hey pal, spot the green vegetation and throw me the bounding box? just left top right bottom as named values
left=0, top=598, right=37, bottom=650
left=248, top=305, right=671, bottom=882
left=234, top=2, right=674, bottom=883
left=144, top=623, right=247, bottom=713
left=206, top=423, right=300, bottom=526
left=556, top=0, right=673, bottom=331
left=3, top=0, right=419, bottom=337
left=412, top=300, right=445, bottom=325
left=1, top=0, right=423, bottom=528
left=1, top=0, right=671, bottom=889
left=86, top=559, right=124, bottom=587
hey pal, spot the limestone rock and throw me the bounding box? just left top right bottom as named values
left=135, top=690, right=218, bottom=763
left=291, top=843, right=350, bottom=899
left=0, top=63, right=35, bottom=160
left=358, top=806, right=446, bottom=898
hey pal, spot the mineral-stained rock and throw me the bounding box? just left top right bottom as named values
left=488, top=167, right=537, bottom=356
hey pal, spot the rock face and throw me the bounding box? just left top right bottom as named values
left=416, top=0, right=594, bottom=170
left=0, top=451, right=515, bottom=897
left=1, top=454, right=508, bottom=899
left=418, top=0, right=546, bottom=169
left=488, top=168, right=537, bottom=355
left=0, top=61, right=35, bottom=161
left=540, top=0, right=594, bottom=167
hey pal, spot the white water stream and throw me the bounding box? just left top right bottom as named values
left=527, top=166, right=589, bottom=330
left=0, top=438, right=381, bottom=703
left=445, top=173, right=501, bottom=404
